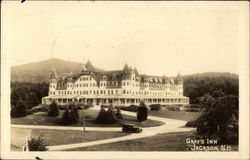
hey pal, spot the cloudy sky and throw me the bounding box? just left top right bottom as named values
left=2, top=1, right=246, bottom=76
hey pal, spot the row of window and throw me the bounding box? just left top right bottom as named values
left=49, top=89, right=182, bottom=96
left=51, top=82, right=182, bottom=89
left=80, top=77, right=92, bottom=81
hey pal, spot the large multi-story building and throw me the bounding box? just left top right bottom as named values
left=42, top=60, right=189, bottom=107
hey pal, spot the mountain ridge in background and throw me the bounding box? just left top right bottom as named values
left=11, top=58, right=238, bottom=83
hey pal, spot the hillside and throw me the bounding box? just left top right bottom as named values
left=182, top=72, right=238, bottom=103
left=11, top=58, right=104, bottom=83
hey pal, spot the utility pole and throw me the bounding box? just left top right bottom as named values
left=81, top=105, right=85, bottom=134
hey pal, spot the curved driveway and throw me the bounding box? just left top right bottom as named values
left=12, top=106, right=195, bottom=151
left=48, top=107, right=194, bottom=151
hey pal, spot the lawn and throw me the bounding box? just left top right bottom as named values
left=148, top=110, right=201, bottom=121
left=11, top=127, right=129, bottom=151
left=67, top=131, right=238, bottom=151
left=11, top=108, right=163, bottom=127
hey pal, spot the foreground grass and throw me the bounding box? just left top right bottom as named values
left=67, top=131, right=238, bottom=151
left=11, top=108, right=163, bottom=127
left=11, top=128, right=129, bottom=151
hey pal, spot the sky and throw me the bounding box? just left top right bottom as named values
left=2, top=1, right=244, bottom=76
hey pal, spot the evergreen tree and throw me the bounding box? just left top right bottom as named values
left=60, top=104, right=79, bottom=125
left=106, top=106, right=118, bottom=123
left=69, top=104, right=79, bottom=124
left=48, top=100, right=59, bottom=116
left=137, top=101, right=148, bottom=122
left=11, top=98, right=27, bottom=117
left=61, top=108, right=70, bottom=125
left=116, top=108, right=123, bottom=120
left=96, top=106, right=107, bottom=123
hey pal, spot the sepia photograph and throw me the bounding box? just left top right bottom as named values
left=1, top=1, right=249, bottom=159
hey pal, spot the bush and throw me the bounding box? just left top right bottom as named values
left=150, top=104, right=161, bottom=111
left=96, top=105, right=118, bottom=124
left=48, top=101, right=59, bottom=116
left=195, top=94, right=238, bottom=144
left=106, top=106, right=118, bottom=123
left=27, top=134, right=48, bottom=151
left=167, top=106, right=180, bottom=111
left=11, top=98, right=27, bottom=118
left=60, top=104, right=79, bottom=125
left=137, top=101, right=148, bottom=122
left=185, top=108, right=202, bottom=112
left=120, top=105, right=138, bottom=112
left=116, top=108, right=123, bottom=120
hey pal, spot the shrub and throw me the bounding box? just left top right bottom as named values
left=167, top=106, right=180, bottom=111
left=48, top=101, right=59, bottom=117
left=96, top=105, right=118, bottom=124
left=69, top=103, right=79, bottom=123
left=60, top=104, right=79, bottom=125
left=96, top=106, right=107, bottom=123
left=150, top=104, right=161, bottom=111
left=61, top=108, right=70, bottom=125
left=185, top=108, right=202, bottom=112
left=105, top=106, right=118, bottom=123
left=11, top=98, right=27, bottom=118
left=27, top=135, right=48, bottom=151
left=116, top=108, right=123, bottom=120
left=120, top=105, right=138, bottom=112
left=137, top=101, right=148, bottom=122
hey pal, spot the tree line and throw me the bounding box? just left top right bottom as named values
left=183, top=72, right=238, bottom=104
left=11, top=82, right=49, bottom=109
left=10, top=72, right=239, bottom=110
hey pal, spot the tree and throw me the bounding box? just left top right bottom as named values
left=11, top=98, right=27, bottom=118
left=48, top=100, right=59, bottom=116
left=61, top=108, right=70, bottom=125
left=96, top=106, right=107, bottom=123
left=116, top=108, right=123, bottom=120
left=96, top=105, right=118, bottom=124
left=60, top=104, right=79, bottom=125
left=137, top=101, right=148, bottom=122
left=105, top=106, right=118, bottom=123
left=69, top=103, right=79, bottom=124
left=195, top=94, right=238, bottom=144
left=212, top=90, right=225, bottom=98
left=27, top=134, right=48, bottom=151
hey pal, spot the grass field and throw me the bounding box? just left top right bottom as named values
left=11, top=108, right=164, bottom=127
left=148, top=110, right=202, bottom=121
left=11, top=128, right=129, bottom=151
left=67, top=131, right=238, bottom=151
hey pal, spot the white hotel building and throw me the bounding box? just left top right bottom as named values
left=42, top=61, right=189, bottom=107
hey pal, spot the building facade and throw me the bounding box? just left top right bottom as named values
left=42, top=60, right=189, bottom=107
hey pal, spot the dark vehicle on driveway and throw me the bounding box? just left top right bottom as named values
left=122, top=123, right=142, bottom=133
